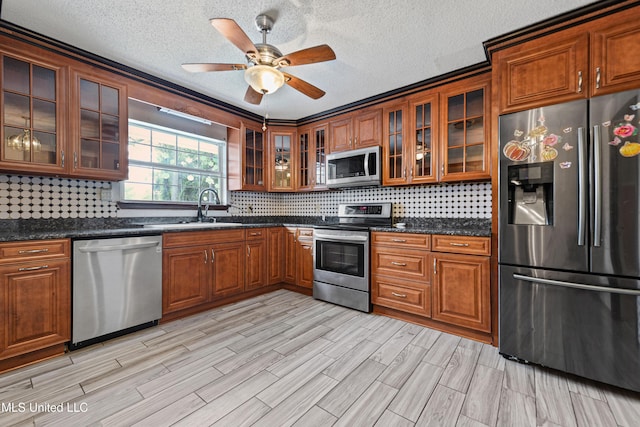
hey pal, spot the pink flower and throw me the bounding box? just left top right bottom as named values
left=614, top=123, right=637, bottom=138
left=542, top=134, right=559, bottom=146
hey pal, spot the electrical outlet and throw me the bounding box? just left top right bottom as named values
left=247, top=204, right=253, bottom=213
left=100, top=189, right=112, bottom=201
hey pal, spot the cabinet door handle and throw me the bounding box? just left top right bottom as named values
left=391, top=261, right=407, bottom=267
left=595, top=67, right=601, bottom=89
left=433, top=258, right=437, bottom=275
left=391, top=238, right=406, bottom=243
left=73, top=152, right=78, bottom=169
left=18, top=248, right=49, bottom=254
left=204, top=250, right=208, bottom=264
left=449, top=242, right=470, bottom=247
left=410, top=167, right=413, bottom=177
left=577, top=70, right=583, bottom=93
left=441, top=165, right=445, bottom=175
left=19, top=265, right=49, bottom=271
left=247, top=246, right=251, bottom=257
left=61, top=150, right=65, bottom=167
left=211, top=249, right=215, bottom=262
left=354, top=137, right=357, bottom=146
left=391, top=292, right=407, bottom=298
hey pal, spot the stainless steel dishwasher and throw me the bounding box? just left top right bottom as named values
left=72, top=235, right=163, bottom=349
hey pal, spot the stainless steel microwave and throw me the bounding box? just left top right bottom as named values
left=326, top=146, right=381, bottom=188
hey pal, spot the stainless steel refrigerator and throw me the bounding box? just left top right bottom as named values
left=498, top=88, right=640, bottom=392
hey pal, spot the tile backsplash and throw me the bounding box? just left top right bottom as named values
left=0, top=174, right=491, bottom=219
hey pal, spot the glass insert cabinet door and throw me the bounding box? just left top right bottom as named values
left=441, top=75, right=490, bottom=180
left=1, top=53, right=64, bottom=172
left=410, top=93, right=438, bottom=183
left=270, top=130, right=294, bottom=190
left=72, top=71, right=127, bottom=179
left=244, top=126, right=264, bottom=188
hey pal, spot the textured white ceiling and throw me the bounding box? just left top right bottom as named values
left=1, top=0, right=595, bottom=120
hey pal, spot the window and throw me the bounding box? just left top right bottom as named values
left=123, top=119, right=227, bottom=204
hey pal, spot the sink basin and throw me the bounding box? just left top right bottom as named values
left=143, top=222, right=243, bottom=230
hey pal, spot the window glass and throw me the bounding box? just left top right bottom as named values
left=123, top=119, right=227, bottom=204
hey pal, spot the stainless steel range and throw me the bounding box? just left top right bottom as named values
left=313, top=203, right=392, bottom=312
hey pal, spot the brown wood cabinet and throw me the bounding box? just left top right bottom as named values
left=297, top=123, right=329, bottom=191
left=371, top=231, right=431, bottom=317
left=494, top=6, right=640, bottom=113
left=382, top=73, right=490, bottom=185
left=0, top=239, right=70, bottom=367
left=245, top=228, right=267, bottom=291
left=162, top=229, right=245, bottom=316
left=268, top=127, right=296, bottom=191
left=329, top=108, right=382, bottom=152
left=69, top=68, right=128, bottom=180
left=162, top=245, right=210, bottom=314
left=431, top=235, right=491, bottom=333
left=0, top=42, right=67, bottom=176
left=267, top=227, right=285, bottom=285
left=228, top=123, right=266, bottom=191
left=284, top=227, right=314, bottom=289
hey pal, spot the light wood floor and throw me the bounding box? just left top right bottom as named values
left=1, top=290, right=640, bottom=426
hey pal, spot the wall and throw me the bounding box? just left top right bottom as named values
left=0, top=174, right=491, bottom=220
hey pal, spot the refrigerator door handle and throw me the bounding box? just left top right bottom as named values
left=592, top=125, right=602, bottom=247
left=577, top=127, right=587, bottom=246
left=513, top=273, right=640, bottom=296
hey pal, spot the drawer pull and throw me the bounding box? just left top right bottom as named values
left=391, top=239, right=406, bottom=243
left=391, top=292, right=407, bottom=298
left=19, top=265, right=49, bottom=271
left=449, top=242, right=470, bottom=247
left=249, top=232, right=261, bottom=236
left=204, top=250, right=208, bottom=264
left=18, top=248, right=49, bottom=254
left=391, top=261, right=407, bottom=267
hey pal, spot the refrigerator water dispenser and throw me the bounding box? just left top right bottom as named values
left=507, top=162, right=553, bottom=225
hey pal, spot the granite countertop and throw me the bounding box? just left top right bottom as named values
left=0, top=216, right=490, bottom=242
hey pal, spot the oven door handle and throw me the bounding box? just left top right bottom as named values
left=313, top=233, right=368, bottom=243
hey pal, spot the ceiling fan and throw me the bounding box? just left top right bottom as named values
left=182, top=14, right=336, bottom=105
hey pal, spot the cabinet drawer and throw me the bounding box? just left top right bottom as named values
left=371, top=246, right=429, bottom=281
left=431, top=235, right=491, bottom=256
left=245, top=228, right=266, bottom=240
left=371, top=232, right=430, bottom=249
left=372, top=275, right=431, bottom=317
left=0, top=239, right=70, bottom=264
left=297, top=228, right=314, bottom=240
left=163, top=229, right=245, bottom=248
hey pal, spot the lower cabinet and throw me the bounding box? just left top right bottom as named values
left=267, top=227, right=284, bottom=285
left=432, top=252, right=491, bottom=333
left=0, top=239, right=70, bottom=368
left=162, top=229, right=245, bottom=316
left=371, top=231, right=492, bottom=339
left=371, top=232, right=431, bottom=317
left=284, top=227, right=314, bottom=289
left=162, top=245, right=210, bottom=314
left=245, top=228, right=268, bottom=291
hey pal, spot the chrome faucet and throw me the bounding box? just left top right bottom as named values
left=196, top=187, right=220, bottom=222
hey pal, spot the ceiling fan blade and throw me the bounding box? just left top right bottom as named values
left=244, top=86, right=264, bottom=105
left=182, top=63, right=247, bottom=72
left=210, top=18, right=258, bottom=58
left=281, top=72, right=325, bottom=99
left=274, top=44, right=336, bottom=67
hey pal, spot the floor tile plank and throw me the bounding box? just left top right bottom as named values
left=333, top=380, right=398, bottom=427
left=460, top=364, right=503, bottom=426
left=496, top=388, right=536, bottom=427
left=535, top=368, right=577, bottom=427
left=388, top=361, right=443, bottom=422
left=415, top=384, right=466, bottom=427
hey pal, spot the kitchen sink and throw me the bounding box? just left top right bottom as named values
left=143, top=222, right=243, bottom=230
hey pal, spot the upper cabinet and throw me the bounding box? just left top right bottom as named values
left=494, top=6, right=640, bottom=113
left=268, top=127, right=296, bottom=192
left=0, top=48, right=67, bottom=175
left=440, top=74, right=490, bottom=182
left=329, top=108, right=382, bottom=152
left=382, top=73, right=490, bottom=185
left=69, top=69, right=128, bottom=180
left=297, top=123, right=329, bottom=191
left=228, top=123, right=266, bottom=191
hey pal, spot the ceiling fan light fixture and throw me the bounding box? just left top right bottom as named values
left=244, top=65, right=285, bottom=95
